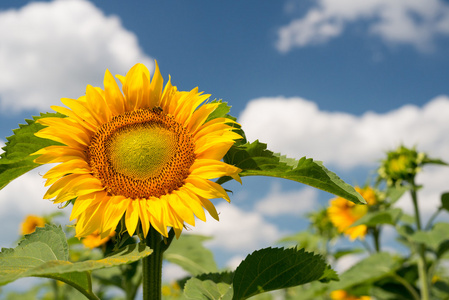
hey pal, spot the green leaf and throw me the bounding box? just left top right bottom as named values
left=164, top=235, right=218, bottom=276
left=278, top=232, right=322, bottom=253
left=184, top=272, right=234, bottom=300
left=333, top=248, right=365, bottom=260
left=232, top=247, right=336, bottom=300
left=328, top=252, right=399, bottom=291
left=409, top=222, right=449, bottom=251
left=386, top=186, right=408, bottom=204
left=0, top=113, right=64, bottom=190
left=351, top=208, right=403, bottom=227
left=0, top=225, right=152, bottom=300
left=441, top=192, right=449, bottom=212
left=221, top=141, right=365, bottom=205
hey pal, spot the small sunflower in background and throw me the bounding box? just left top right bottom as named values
left=33, top=62, right=242, bottom=240
left=20, top=215, right=46, bottom=235
left=377, top=145, right=426, bottom=186
left=330, top=289, right=371, bottom=300
left=81, top=230, right=115, bottom=249
left=327, top=186, right=377, bottom=240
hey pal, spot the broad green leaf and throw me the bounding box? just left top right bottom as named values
left=328, top=252, right=399, bottom=291
left=409, top=222, right=449, bottom=250
left=164, top=235, right=218, bottom=276
left=0, top=225, right=152, bottom=300
left=184, top=272, right=234, bottom=300
left=386, top=186, right=408, bottom=204
left=441, top=192, right=449, bottom=212
left=0, top=113, right=64, bottom=190
left=319, top=265, right=339, bottom=283
left=437, top=240, right=449, bottom=258
left=232, top=247, right=336, bottom=300
left=220, top=141, right=365, bottom=205
left=351, top=208, right=402, bottom=227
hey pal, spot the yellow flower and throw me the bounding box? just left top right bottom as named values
left=327, top=187, right=377, bottom=240
left=162, top=282, right=181, bottom=297
left=330, top=290, right=371, bottom=300
left=81, top=230, right=115, bottom=249
left=21, top=215, right=46, bottom=235
left=33, top=62, right=242, bottom=239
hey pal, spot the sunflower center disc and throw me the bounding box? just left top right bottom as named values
left=88, top=108, right=196, bottom=199
left=107, top=125, right=177, bottom=180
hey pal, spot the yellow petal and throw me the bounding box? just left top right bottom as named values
left=103, top=69, right=125, bottom=115
left=43, top=159, right=90, bottom=180
left=33, top=146, right=86, bottom=164
left=61, top=97, right=100, bottom=128
left=102, top=196, right=129, bottom=233
left=190, top=159, right=242, bottom=183
left=184, top=176, right=230, bottom=202
left=147, top=197, right=169, bottom=237
left=75, top=200, right=107, bottom=237
left=168, top=193, right=195, bottom=226
left=148, top=61, right=163, bottom=108
left=70, top=192, right=106, bottom=221
left=85, top=85, right=112, bottom=124
left=176, top=188, right=206, bottom=222
left=138, top=198, right=150, bottom=237
left=125, top=200, right=139, bottom=236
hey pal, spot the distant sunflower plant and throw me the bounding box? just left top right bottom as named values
left=0, top=62, right=366, bottom=300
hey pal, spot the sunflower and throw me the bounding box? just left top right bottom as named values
left=21, top=214, right=46, bottom=235
left=327, top=187, right=377, bottom=240
left=330, top=290, right=371, bottom=300
left=33, top=62, right=242, bottom=239
left=81, top=230, right=115, bottom=249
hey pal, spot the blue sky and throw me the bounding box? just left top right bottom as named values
left=1, top=0, right=449, bottom=283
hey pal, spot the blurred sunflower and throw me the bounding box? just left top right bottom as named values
left=327, top=187, right=377, bottom=240
left=330, top=290, right=371, bottom=300
left=33, top=62, right=242, bottom=239
left=21, top=214, right=46, bottom=235
left=81, top=230, right=115, bottom=249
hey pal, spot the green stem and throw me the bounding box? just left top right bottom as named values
left=410, top=181, right=422, bottom=231
left=409, top=179, right=430, bottom=300
left=392, top=274, right=420, bottom=300
left=143, top=227, right=164, bottom=300
left=52, top=280, right=61, bottom=300
left=425, top=207, right=442, bottom=230
left=373, top=227, right=381, bottom=253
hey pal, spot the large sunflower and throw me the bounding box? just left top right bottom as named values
left=327, top=187, right=377, bottom=241
left=33, top=62, right=242, bottom=239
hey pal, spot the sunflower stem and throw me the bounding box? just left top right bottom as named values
left=409, top=179, right=430, bottom=300
left=143, top=227, right=163, bottom=300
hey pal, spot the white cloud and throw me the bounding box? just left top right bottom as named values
left=276, top=0, right=449, bottom=52
left=333, top=252, right=366, bottom=273
left=162, top=263, right=189, bottom=282
left=255, top=181, right=318, bottom=217
left=189, top=202, right=282, bottom=252
left=0, top=0, right=153, bottom=112
left=0, top=166, right=63, bottom=246
left=239, top=95, right=449, bottom=169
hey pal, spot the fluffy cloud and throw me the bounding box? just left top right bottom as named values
left=0, top=167, right=62, bottom=246
left=255, top=181, right=318, bottom=217
left=239, top=95, right=449, bottom=169
left=0, top=0, right=153, bottom=112
left=190, top=202, right=283, bottom=253
left=277, top=0, right=449, bottom=52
